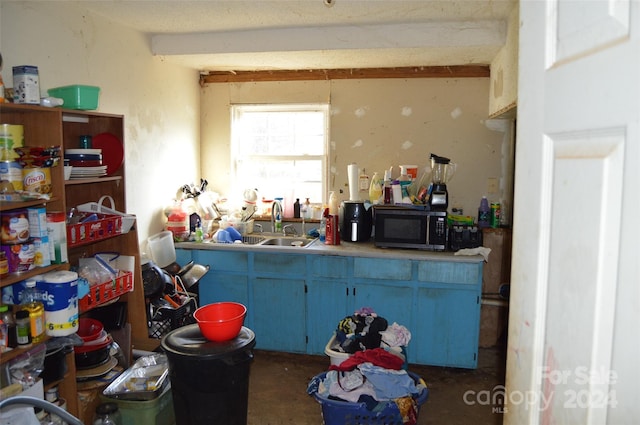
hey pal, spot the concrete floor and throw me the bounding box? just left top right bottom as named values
left=247, top=346, right=506, bottom=425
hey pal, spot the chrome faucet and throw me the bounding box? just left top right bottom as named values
left=283, top=224, right=298, bottom=236
left=271, top=200, right=283, bottom=233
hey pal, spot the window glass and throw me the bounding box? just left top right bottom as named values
left=231, top=104, right=329, bottom=204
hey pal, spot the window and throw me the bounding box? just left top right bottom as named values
left=231, top=104, right=329, bottom=205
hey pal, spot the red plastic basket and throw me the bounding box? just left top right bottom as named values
left=67, top=214, right=123, bottom=247
left=80, top=271, right=133, bottom=312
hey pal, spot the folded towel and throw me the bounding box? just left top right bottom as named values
left=454, top=246, right=492, bottom=262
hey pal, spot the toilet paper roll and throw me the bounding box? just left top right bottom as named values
left=348, top=163, right=359, bottom=201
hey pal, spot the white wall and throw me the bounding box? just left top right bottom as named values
left=202, top=78, right=509, bottom=219
left=0, top=1, right=200, bottom=247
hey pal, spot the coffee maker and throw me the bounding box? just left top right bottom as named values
left=428, top=154, right=456, bottom=211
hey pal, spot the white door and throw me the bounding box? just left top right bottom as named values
left=505, top=1, right=639, bottom=424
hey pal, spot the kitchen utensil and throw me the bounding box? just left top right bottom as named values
left=194, top=302, right=246, bottom=342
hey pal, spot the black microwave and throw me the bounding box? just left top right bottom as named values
left=373, top=206, right=447, bottom=251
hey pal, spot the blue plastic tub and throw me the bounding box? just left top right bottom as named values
left=308, top=371, right=429, bottom=425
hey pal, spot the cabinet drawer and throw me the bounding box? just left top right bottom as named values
left=310, top=256, right=349, bottom=278
left=353, top=258, right=412, bottom=280
left=417, top=261, right=482, bottom=285
left=254, top=253, right=306, bottom=274
left=192, top=250, right=248, bottom=273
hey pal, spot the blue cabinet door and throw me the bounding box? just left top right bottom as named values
left=306, top=279, right=349, bottom=355
left=191, top=250, right=250, bottom=323
left=414, top=287, right=480, bottom=368
left=252, top=277, right=307, bottom=353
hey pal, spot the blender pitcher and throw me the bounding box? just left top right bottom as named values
left=428, top=154, right=456, bottom=210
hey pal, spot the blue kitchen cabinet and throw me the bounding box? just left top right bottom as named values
left=307, top=256, right=351, bottom=354
left=413, top=261, right=482, bottom=368
left=251, top=253, right=307, bottom=353
left=178, top=246, right=482, bottom=368
left=191, top=250, right=250, bottom=322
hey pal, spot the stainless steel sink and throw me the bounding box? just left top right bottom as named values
left=242, top=235, right=266, bottom=245
left=258, top=237, right=316, bottom=247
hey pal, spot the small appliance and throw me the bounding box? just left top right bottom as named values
left=339, top=201, right=372, bottom=242
left=373, top=205, right=447, bottom=251
left=428, top=154, right=456, bottom=211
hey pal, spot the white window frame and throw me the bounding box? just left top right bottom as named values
left=230, top=103, right=330, bottom=205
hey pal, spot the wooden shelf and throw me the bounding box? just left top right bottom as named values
left=0, top=103, right=154, bottom=419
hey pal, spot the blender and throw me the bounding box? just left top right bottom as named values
left=428, top=154, right=456, bottom=210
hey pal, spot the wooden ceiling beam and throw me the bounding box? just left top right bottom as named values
left=200, top=65, right=490, bottom=84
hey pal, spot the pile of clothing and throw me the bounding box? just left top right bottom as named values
left=308, top=308, right=425, bottom=425
left=308, top=348, right=427, bottom=425
left=331, top=307, right=411, bottom=362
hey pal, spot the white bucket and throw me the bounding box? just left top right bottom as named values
left=148, top=230, right=176, bottom=268
left=39, top=270, right=79, bottom=336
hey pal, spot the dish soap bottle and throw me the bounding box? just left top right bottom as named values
left=368, top=172, right=383, bottom=204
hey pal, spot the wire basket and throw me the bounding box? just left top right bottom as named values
left=149, top=296, right=197, bottom=339
left=148, top=275, right=198, bottom=339
left=308, top=371, right=428, bottom=425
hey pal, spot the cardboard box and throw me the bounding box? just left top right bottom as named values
left=27, top=207, right=48, bottom=238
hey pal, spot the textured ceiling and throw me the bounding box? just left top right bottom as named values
left=81, top=0, right=517, bottom=71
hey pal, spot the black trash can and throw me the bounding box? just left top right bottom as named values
left=161, top=324, right=256, bottom=425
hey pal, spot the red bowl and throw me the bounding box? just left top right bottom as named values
left=194, top=302, right=246, bottom=342
left=74, top=334, right=112, bottom=353
left=77, top=318, right=104, bottom=342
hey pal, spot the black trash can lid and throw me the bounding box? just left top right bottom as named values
left=161, top=324, right=255, bottom=359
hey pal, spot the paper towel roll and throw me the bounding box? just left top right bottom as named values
left=348, top=163, right=359, bottom=201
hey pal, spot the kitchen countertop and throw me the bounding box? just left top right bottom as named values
left=176, top=237, right=484, bottom=263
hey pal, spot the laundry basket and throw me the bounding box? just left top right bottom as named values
left=308, top=371, right=428, bottom=425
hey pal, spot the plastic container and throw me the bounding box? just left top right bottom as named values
left=478, top=196, right=490, bottom=228
left=193, top=302, right=246, bottom=342
left=147, top=231, right=176, bottom=268
left=101, top=385, right=174, bottom=425
left=161, top=324, right=255, bottom=425
left=19, top=279, right=45, bottom=343
left=47, top=85, right=100, bottom=110
left=309, top=371, right=428, bottom=425
left=93, top=402, right=123, bottom=425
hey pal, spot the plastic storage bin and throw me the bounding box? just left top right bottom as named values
left=309, top=371, right=428, bottom=425
left=47, top=85, right=100, bottom=110
left=325, top=333, right=407, bottom=368
left=101, top=384, right=174, bottom=425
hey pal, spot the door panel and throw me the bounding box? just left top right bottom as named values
left=507, top=1, right=638, bottom=423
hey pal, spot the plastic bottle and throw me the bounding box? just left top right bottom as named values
left=478, top=196, right=491, bottom=228
left=383, top=169, right=393, bottom=204
left=293, top=198, right=301, bottom=218
left=398, top=166, right=412, bottom=203
left=368, top=172, right=383, bottom=204
left=0, top=304, right=17, bottom=348
left=358, top=168, right=370, bottom=193
left=15, top=309, right=31, bottom=346
left=274, top=198, right=283, bottom=232
left=328, top=192, right=338, bottom=215
left=304, top=198, right=312, bottom=220
left=319, top=208, right=327, bottom=243
left=19, top=280, right=45, bottom=343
